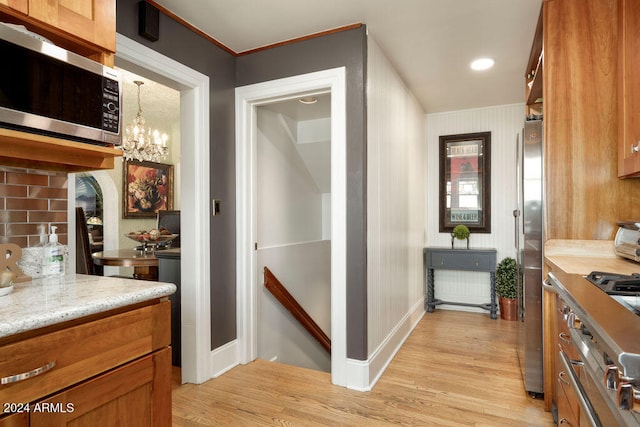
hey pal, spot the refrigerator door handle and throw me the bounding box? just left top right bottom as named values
left=513, top=209, right=521, bottom=249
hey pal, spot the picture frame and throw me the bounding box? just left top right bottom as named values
left=123, top=160, right=174, bottom=218
left=439, top=131, right=491, bottom=233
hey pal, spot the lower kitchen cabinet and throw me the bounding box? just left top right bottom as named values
left=0, top=299, right=172, bottom=426
left=31, top=348, right=171, bottom=426
left=0, top=412, right=27, bottom=427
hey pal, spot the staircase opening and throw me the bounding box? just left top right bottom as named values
left=256, top=94, right=331, bottom=372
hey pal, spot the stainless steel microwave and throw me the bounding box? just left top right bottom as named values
left=0, top=22, right=121, bottom=146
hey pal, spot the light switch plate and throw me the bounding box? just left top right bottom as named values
left=212, top=199, right=221, bottom=216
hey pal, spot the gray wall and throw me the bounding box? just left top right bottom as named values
left=116, top=0, right=237, bottom=348
left=237, top=27, right=369, bottom=361
left=117, top=2, right=368, bottom=361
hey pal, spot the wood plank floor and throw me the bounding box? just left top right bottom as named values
left=172, top=310, right=555, bottom=426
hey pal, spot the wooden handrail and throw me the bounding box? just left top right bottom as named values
left=263, top=267, right=331, bottom=354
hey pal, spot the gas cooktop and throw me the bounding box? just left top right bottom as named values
left=585, top=271, right=640, bottom=295
left=585, top=271, right=640, bottom=316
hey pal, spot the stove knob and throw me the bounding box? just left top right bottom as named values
left=605, top=366, right=619, bottom=390
left=618, top=384, right=634, bottom=411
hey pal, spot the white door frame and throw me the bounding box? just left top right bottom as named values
left=116, top=34, right=211, bottom=384
left=235, top=67, right=348, bottom=386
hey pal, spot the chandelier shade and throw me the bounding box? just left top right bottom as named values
left=120, top=80, right=169, bottom=162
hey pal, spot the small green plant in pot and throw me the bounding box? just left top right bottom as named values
left=496, top=256, right=518, bottom=320
left=451, top=225, right=470, bottom=249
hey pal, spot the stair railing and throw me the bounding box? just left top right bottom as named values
left=263, top=266, right=331, bottom=354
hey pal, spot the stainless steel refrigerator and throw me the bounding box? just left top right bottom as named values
left=513, top=119, right=543, bottom=396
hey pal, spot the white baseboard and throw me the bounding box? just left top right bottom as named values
left=210, top=300, right=425, bottom=391
left=209, top=339, right=239, bottom=378
left=345, top=299, right=425, bottom=391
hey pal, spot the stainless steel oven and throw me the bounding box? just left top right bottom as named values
left=549, top=272, right=640, bottom=426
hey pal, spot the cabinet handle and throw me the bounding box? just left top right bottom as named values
left=631, top=142, right=640, bottom=154
left=1, top=360, right=56, bottom=385
left=559, top=418, right=573, bottom=425
left=558, top=371, right=571, bottom=386
left=559, top=332, right=571, bottom=344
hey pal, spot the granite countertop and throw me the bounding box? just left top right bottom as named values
left=0, top=274, right=176, bottom=339
left=544, top=239, right=640, bottom=275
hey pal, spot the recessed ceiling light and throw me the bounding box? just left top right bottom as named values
left=299, top=96, right=318, bottom=105
left=470, top=58, right=495, bottom=71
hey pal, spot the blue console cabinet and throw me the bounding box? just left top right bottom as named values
left=423, top=247, right=497, bottom=319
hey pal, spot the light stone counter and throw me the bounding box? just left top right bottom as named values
left=545, top=239, right=640, bottom=275
left=0, top=274, right=176, bottom=339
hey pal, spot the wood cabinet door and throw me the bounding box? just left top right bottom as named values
left=30, top=348, right=171, bottom=427
left=0, top=0, right=28, bottom=14
left=618, top=0, right=640, bottom=177
left=0, top=413, right=28, bottom=427
left=27, top=0, right=115, bottom=52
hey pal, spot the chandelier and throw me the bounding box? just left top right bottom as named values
left=120, top=80, right=169, bottom=162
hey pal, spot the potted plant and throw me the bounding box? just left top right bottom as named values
left=451, top=224, right=470, bottom=249
left=495, top=256, right=518, bottom=321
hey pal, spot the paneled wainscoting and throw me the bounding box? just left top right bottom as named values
left=172, top=310, right=553, bottom=426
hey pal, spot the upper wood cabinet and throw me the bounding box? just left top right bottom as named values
left=0, top=0, right=27, bottom=15
left=525, top=7, right=543, bottom=116
left=28, top=0, right=116, bottom=53
left=0, top=0, right=115, bottom=64
left=0, top=129, right=121, bottom=172
left=618, top=0, right=640, bottom=177
left=542, top=0, right=640, bottom=241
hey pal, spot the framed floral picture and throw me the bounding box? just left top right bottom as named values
left=123, top=160, right=174, bottom=218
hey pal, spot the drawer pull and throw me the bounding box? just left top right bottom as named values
left=1, top=360, right=56, bottom=385
left=558, top=371, right=571, bottom=386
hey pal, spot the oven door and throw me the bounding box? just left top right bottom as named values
left=559, top=350, right=603, bottom=427
left=560, top=347, right=633, bottom=426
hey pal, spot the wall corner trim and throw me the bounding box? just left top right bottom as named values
left=346, top=300, right=425, bottom=391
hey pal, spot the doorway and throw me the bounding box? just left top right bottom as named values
left=115, top=34, right=211, bottom=384
left=67, top=35, right=210, bottom=384
left=236, top=67, right=348, bottom=386
left=256, top=95, right=331, bottom=372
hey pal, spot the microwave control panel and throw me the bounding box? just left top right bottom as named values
left=102, top=76, right=121, bottom=137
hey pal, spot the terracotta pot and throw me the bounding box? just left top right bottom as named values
left=499, top=296, right=518, bottom=321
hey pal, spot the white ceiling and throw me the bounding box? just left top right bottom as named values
left=261, top=94, right=331, bottom=121
left=153, top=0, right=543, bottom=113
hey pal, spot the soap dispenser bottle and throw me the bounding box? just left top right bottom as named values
left=42, top=225, right=65, bottom=277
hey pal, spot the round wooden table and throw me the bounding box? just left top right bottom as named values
left=92, top=249, right=159, bottom=280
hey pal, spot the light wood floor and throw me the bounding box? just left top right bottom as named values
left=171, top=310, right=555, bottom=426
